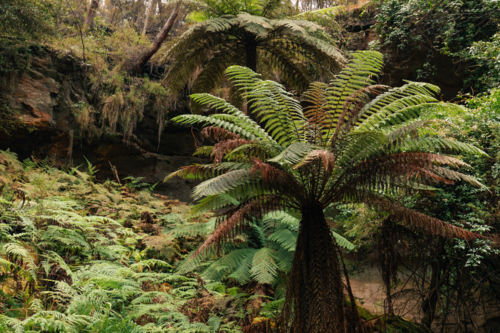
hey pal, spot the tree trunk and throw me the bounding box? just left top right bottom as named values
left=130, top=1, right=182, bottom=74
left=244, top=35, right=258, bottom=121
left=84, top=0, right=99, bottom=30
left=421, top=239, right=449, bottom=330
left=142, top=0, right=154, bottom=36
left=245, top=35, right=258, bottom=72
left=281, top=204, right=352, bottom=333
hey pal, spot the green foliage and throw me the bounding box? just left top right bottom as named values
left=186, top=0, right=286, bottom=21
left=0, top=150, right=254, bottom=332
left=123, top=176, right=151, bottom=190
left=462, top=32, right=500, bottom=90
left=0, top=0, right=55, bottom=41
left=288, top=6, right=345, bottom=33
left=376, top=0, right=500, bottom=92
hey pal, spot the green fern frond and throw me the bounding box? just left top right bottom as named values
left=192, top=169, right=254, bottom=199
left=331, top=230, right=356, bottom=251
left=268, top=228, right=297, bottom=251
left=251, top=247, right=278, bottom=284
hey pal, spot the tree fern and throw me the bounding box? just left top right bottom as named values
left=157, top=9, right=344, bottom=96
left=166, top=50, right=487, bottom=333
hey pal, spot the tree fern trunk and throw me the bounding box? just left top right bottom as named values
left=281, top=205, right=351, bottom=333
left=245, top=36, right=258, bottom=121
left=245, top=36, right=257, bottom=72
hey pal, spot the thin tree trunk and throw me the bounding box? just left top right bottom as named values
left=281, top=205, right=353, bottom=333
left=130, top=1, right=182, bottom=74
left=84, top=0, right=99, bottom=30
left=142, top=0, right=154, bottom=36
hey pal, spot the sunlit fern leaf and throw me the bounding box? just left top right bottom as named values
left=274, top=246, right=294, bottom=273
left=164, top=163, right=250, bottom=182
left=398, top=137, right=486, bottom=156
left=289, top=6, right=344, bottom=30
left=325, top=51, right=384, bottom=127
left=3, top=241, right=38, bottom=282
left=227, top=252, right=254, bottom=284
left=191, top=93, right=273, bottom=141
left=193, top=146, right=214, bottom=157
left=175, top=244, right=222, bottom=274
left=331, top=230, right=356, bottom=251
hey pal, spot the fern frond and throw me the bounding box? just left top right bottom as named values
left=268, top=228, right=297, bottom=251
left=251, top=247, right=278, bottom=284
left=331, top=230, right=356, bottom=251
left=192, top=169, right=253, bottom=200
left=268, top=142, right=316, bottom=165
left=364, top=194, right=482, bottom=241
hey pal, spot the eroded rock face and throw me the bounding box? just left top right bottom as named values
left=11, top=70, right=59, bottom=129
left=0, top=51, right=203, bottom=202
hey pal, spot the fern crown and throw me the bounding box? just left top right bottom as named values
left=167, top=50, right=487, bottom=252
left=157, top=9, right=344, bottom=95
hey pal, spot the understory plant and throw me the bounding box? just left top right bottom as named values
left=176, top=210, right=355, bottom=289
left=166, top=50, right=486, bottom=332
left=0, top=150, right=242, bottom=332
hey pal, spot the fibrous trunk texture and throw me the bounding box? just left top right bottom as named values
left=245, top=36, right=258, bottom=121
left=281, top=205, right=352, bottom=333
left=245, top=36, right=258, bottom=72
left=84, top=0, right=99, bottom=30
left=131, top=1, right=182, bottom=74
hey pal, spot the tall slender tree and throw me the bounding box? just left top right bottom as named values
left=84, top=0, right=99, bottom=30
left=166, top=51, right=486, bottom=332
left=130, top=0, right=182, bottom=74
left=142, top=0, right=154, bottom=36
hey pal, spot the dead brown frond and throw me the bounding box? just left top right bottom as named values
left=141, top=211, right=154, bottom=224
left=201, top=126, right=241, bottom=142
left=302, top=82, right=333, bottom=140
left=294, top=150, right=335, bottom=173
left=333, top=85, right=389, bottom=142
left=194, top=196, right=283, bottom=257
left=366, top=196, right=482, bottom=241
left=251, top=158, right=301, bottom=199
left=212, top=139, right=256, bottom=164
left=340, top=152, right=475, bottom=195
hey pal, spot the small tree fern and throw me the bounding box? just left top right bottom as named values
left=166, top=50, right=487, bottom=333
left=176, top=210, right=355, bottom=289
